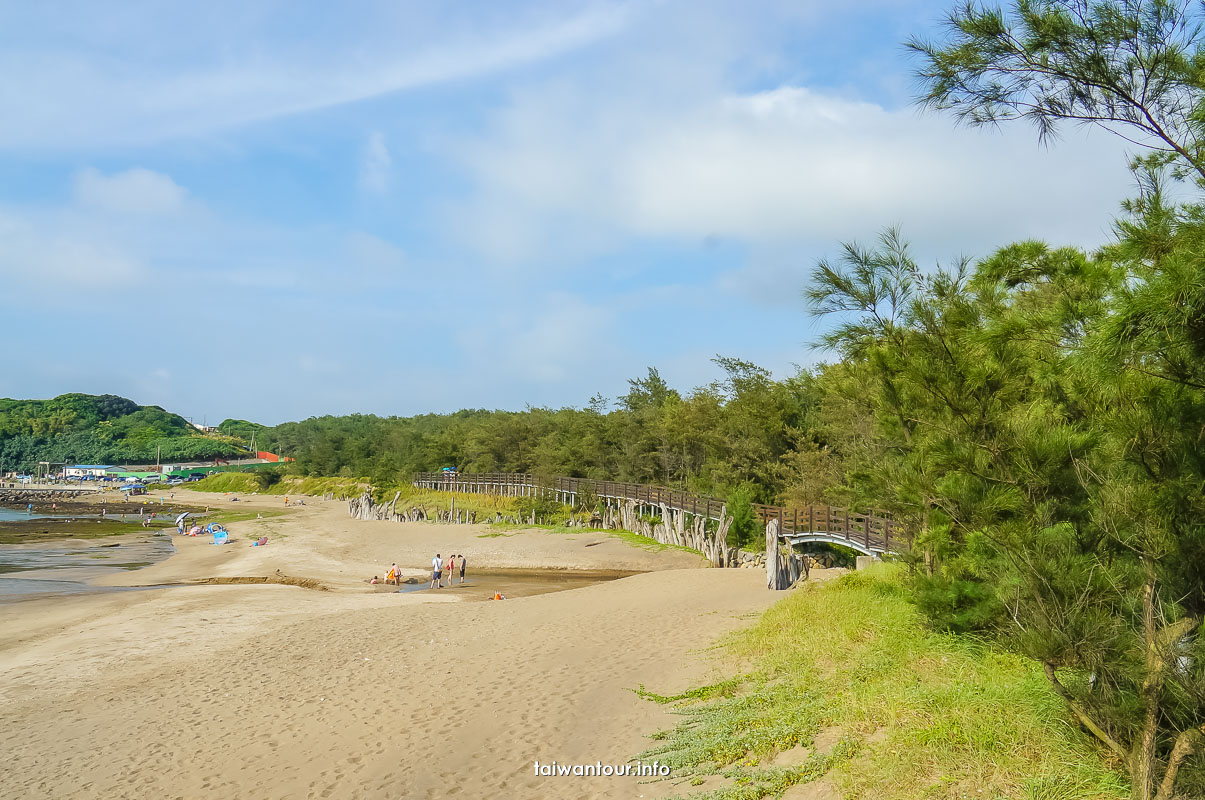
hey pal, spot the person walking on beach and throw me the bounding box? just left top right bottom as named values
left=388, top=563, right=399, bottom=586
left=458, top=554, right=466, bottom=584
left=443, top=555, right=453, bottom=586
left=431, top=553, right=443, bottom=588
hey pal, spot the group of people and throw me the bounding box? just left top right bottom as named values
left=430, top=553, right=466, bottom=588
left=368, top=555, right=506, bottom=599
left=371, top=554, right=468, bottom=589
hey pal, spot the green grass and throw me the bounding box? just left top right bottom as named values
left=206, top=509, right=286, bottom=525
left=187, top=474, right=366, bottom=497
left=636, top=565, right=1129, bottom=800
left=484, top=520, right=703, bottom=556
left=384, top=487, right=521, bottom=516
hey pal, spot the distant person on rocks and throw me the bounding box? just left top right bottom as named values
left=431, top=553, right=442, bottom=588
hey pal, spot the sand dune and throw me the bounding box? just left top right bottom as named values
left=0, top=492, right=776, bottom=799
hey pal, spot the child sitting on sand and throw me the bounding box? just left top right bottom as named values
left=370, top=576, right=379, bottom=585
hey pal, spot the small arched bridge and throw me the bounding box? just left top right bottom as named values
left=412, top=472, right=906, bottom=556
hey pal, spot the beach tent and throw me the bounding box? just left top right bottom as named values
left=209, top=523, right=229, bottom=545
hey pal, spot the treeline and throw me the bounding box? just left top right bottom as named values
left=220, top=358, right=833, bottom=508
left=0, top=393, right=247, bottom=469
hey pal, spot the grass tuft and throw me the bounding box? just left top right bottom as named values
left=636, top=564, right=1129, bottom=799
left=635, top=679, right=745, bottom=705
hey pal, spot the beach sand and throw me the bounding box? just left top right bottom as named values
left=0, top=491, right=778, bottom=799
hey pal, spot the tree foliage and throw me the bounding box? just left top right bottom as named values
left=790, top=3, right=1205, bottom=795
left=910, top=0, right=1205, bottom=180
left=0, top=394, right=248, bottom=470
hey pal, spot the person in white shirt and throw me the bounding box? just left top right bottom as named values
left=431, top=553, right=443, bottom=588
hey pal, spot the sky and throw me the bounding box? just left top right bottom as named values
left=0, top=0, right=1139, bottom=425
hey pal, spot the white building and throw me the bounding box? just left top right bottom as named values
left=63, top=465, right=113, bottom=478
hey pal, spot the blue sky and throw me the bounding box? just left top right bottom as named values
left=0, top=0, right=1136, bottom=425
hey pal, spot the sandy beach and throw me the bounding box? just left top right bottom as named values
left=0, top=490, right=778, bottom=799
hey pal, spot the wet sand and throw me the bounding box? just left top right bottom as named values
left=0, top=490, right=777, bottom=799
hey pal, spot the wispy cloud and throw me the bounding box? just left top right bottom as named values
left=0, top=2, right=632, bottom=149
left=359, top=132, right=393, bottom=194
left=73, top=168, right=188, bottom=215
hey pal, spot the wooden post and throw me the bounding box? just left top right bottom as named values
left=766, top=518, right=779, bottom=590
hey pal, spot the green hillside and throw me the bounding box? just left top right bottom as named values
left=0, top=394, right=250, bottom=471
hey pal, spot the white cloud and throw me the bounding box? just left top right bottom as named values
left=0, top=168, right=421, bottom=300
left=444, top=83, right=1134, bottom=268
left=456, top=292, right=619, bottom=383
left=345, top=231, right=407, bottom=281
left=359, top=132, right=392, bottom=194
left=73, top=167, right=187, bottom=214
left=0, top=211, right=144, bottom=288
left=0, top=2, right=632, bottom=149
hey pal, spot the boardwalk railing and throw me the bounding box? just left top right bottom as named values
left=412, top=472, right=905, bottom=554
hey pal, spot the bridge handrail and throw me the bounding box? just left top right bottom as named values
left=412, top=472, right=907, bottom=553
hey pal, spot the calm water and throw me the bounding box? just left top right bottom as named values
left=0, top=506, right=87, bottom=521
left=377, top=569, right=636, bottom=601
left=0, top=536, right=176, bottom=604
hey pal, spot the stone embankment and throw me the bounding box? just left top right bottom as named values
left=0, top=487, right=99, bottom=504
left=735, top=551, right=841, bottom=570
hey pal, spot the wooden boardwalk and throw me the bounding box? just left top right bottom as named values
left=412, top=472, right=905, bottom=555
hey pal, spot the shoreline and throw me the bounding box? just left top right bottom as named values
left=0, top=488, right=778, bottom=799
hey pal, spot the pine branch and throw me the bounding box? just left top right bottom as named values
left=1043, top=661, right=1129, bottom=759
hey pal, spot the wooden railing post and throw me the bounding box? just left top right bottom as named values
left=397, top=473, right=899, bottom=554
